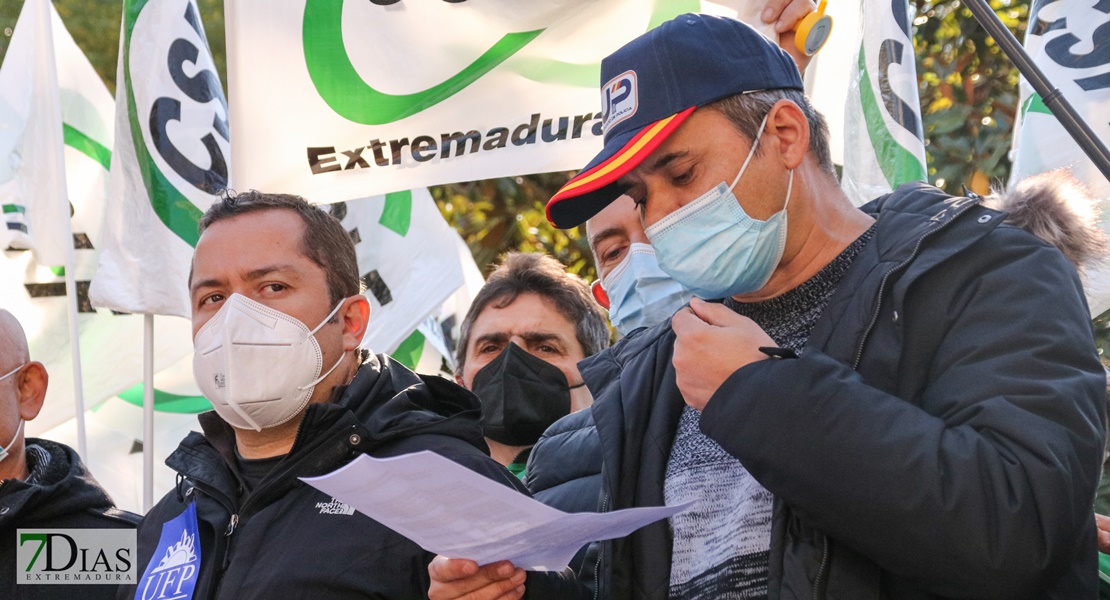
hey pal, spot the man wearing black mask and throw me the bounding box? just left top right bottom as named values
left=456, top=252, right=610, bottom=478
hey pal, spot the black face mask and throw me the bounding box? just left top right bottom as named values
left=471, top=342, right=572, bottom=447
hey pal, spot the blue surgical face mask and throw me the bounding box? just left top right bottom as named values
left=644, top=114, right=794, bottom=299
left=602, top=243, right=694, bottom=335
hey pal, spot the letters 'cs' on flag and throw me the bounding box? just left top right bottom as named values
left=90, top=0, right=230, bottom=318
left=841, top=0, right=928, bottom=206
left=1008, top=0, right=1110, bottom=316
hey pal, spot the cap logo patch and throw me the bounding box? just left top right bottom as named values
left=600, top=70, right=638, bottom=136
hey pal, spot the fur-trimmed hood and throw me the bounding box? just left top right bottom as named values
left=984, top=171, right=1108, bottom=271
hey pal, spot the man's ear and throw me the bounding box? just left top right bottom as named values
left=340, top=295, right=371, bottom=352
left=16, top=362, right=47, bottom=422
left=766, top=99, right=810, bottom=170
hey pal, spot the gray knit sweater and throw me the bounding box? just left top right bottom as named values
left=664, top=225, right=875, bottom=600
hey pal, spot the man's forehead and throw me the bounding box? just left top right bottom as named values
left=192, top=211, right=314, bottom=274
left=588, top=196, right=642, bottom=245
left=470, top=294, right=574, bottom=339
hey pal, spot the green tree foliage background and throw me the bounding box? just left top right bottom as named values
left=912, top=0, right=1028, bottom=196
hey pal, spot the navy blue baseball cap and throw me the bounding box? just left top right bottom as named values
left=546, top=13, right=804, bottom=229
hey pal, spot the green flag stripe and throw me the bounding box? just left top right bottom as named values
left=391, top=330, right=426, bottom=370
left=117, top=383, right=212, bottom=414
left=1021, top=93, right=1052, bottom=118
left=123, top=0, right=203, bottom=248
left=380, top=190, right=413, bottom=236
left=63, top=123, right=111, bottom=170
left=2, top=204, right=26, bottom=214
left=857, top=46, right=927, bottom=188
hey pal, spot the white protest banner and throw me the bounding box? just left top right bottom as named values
left=1009, top=0, right=1110, bottom=316
left=0, top=0, right=72, bottom=266
left=0, top=1, right=194, bottom=435
left=224, top=0, right=782, bottom=203
left=89, top=0, right=230, bottom=318
left=841, top=0, right=928, bottom=205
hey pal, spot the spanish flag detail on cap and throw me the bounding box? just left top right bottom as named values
left=546, top=107, right=695, bottom=229
left=545, top=13, right=804, bottom=229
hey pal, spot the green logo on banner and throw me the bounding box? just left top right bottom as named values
left=303, top=0, right=698, bottom=125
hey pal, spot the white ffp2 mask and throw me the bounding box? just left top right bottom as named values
left=192, top=294, right=346, bottom=431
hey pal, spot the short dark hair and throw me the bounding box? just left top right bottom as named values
left=706, top=89, right=836, bottom=178
left=195, top=190, right=360, bottom=306
left=456, top=252, right=610, bottom=376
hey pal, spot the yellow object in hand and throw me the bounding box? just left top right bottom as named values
left=795, top=0, right=833, bottom=57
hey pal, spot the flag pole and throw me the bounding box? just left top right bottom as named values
left=143, top=313, right=155, bottom=511
left=963, top=0, right=1110, bottom=185
left=63, top=247, right=87, bottom=458
left=36, top=0, right=88, bottom=458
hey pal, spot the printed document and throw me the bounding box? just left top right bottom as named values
left=302, top=451, right=689, bottom=571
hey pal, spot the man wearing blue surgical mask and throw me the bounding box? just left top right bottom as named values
left=586, top=194, right=694, bottom=337
left=433, top=13, right=1106, bottom=600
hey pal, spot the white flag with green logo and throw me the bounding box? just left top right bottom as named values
left=1009, top=0, right=1110, bottom=316
left=224, top=0, right=779, bottom=203
left=842, top=0, right=928, bottom=205
left=89, top=0, right=230, bottom=318
left=0, top=0, right=195, bottom=435
left=327, top=188, right=466, bottom=355
left=0, top=0, right=72, bottom=266
left=390, top=231, right=486, bottom=375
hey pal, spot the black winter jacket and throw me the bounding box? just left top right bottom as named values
left=121, top=355, right=525, bottom=600
left=1, top=438, right=140, bottom=600
left=526, top=408, right=603, bottom=590
left=526, top=408, right=602, bottom=515
left=569, top=183, right=1106, bottom=600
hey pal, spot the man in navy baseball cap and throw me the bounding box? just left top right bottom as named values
left=546, top=13, right=804, bottom=229
left=432, top=12, right=1105, bottom=600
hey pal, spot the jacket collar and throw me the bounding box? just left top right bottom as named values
left=166, top=355, right=488, bottom=495
left=860, top=181, right=997, bottom=266
left=0, top=438, right=114, bottom=527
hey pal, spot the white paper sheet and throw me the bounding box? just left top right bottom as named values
left=301, top=451, right=690, bottom=571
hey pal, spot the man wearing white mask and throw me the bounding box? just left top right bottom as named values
left=431, top=13, right=1106, bottom=600
left=0, top=310, right=138, bottom=600
left=123, top=191, right=523, bottom=600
